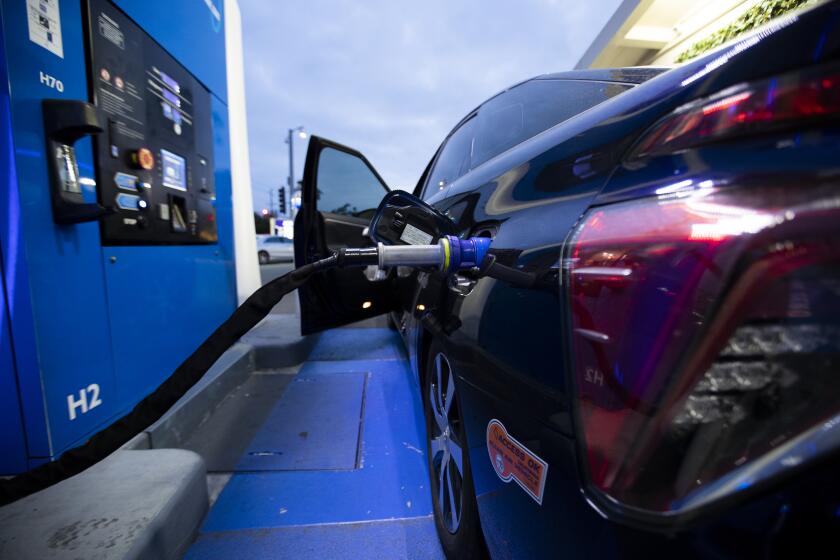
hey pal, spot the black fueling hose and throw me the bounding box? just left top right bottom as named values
left=0, top=236, right=529, bottom=506
left=0, top=255, right=339, bottom=506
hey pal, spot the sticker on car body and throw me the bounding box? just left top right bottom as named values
left=400, top=223, right=433, bottom=245
left=486, top=419, right=548, bottom=505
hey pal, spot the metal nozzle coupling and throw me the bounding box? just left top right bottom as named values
left=376, top=236, right=491, bottom=273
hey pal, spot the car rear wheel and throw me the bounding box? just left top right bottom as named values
left=424, top=340, right=485, bottom=559
left=258, top=250, right=269, bottom=265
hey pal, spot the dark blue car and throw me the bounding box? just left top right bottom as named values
left=294, top=2, right=840, bottom=557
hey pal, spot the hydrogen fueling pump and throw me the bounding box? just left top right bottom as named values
left=0, top=190, right=531, bottom=504
left=0, top=0, right=242, bottom=482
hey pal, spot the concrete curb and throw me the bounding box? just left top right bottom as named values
left=146, top=343, right=255, bottom=450
left=0, top=449, right=207, bottom=560
left=242, top=313, right=319, bottom=369
left=0, top=313, right=315, bottom=559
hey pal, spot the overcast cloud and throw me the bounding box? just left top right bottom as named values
left=239, top=0, right=622, bottom=210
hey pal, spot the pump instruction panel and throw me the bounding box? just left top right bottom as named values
left=86, top=0, right=217, bottom=244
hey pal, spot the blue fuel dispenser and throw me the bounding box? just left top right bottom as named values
left=0, top=0, right=237, bottom=473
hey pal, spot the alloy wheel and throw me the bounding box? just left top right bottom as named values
left=429, top=352, right=464, bottom=534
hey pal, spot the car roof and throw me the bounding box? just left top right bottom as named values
left=455, top=66, right=668, bottom=129
left=535, top=66, right=669, bottom=85
left=425, top=65, right=671, bottom=190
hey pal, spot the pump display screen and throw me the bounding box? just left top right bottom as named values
left=161, top=149, right=187, bottom=191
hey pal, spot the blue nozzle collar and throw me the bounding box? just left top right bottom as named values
left=442, top=236, right=492, bottom=273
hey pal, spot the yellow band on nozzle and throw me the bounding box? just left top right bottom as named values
left=442, top=237, right=450, bottom=272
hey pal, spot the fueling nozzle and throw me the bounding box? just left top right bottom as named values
left=336, top=235, right=492, bottom=274
left=380, top=235, right=491, bottom=273
left=336, top=235, right=535, bottom=287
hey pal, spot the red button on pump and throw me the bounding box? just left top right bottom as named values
left=132, top=148, right=155, bottom=170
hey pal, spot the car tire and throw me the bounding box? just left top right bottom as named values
left=258, top=251, right=269, bottom=265
left=424, top=339, right=486, bottom=560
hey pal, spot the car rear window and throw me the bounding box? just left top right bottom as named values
left=425, top=116, right=476, bottom=196
left=471, top=79, right=631, bottom=170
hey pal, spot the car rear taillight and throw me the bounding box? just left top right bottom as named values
left=567, top=182, right=840, bottom=514
left=631, top=63, right=840, bottom=158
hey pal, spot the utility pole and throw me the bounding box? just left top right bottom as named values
left=286, top=126, right=306, bottom=199
left=287, top=130, right=293, bottom=193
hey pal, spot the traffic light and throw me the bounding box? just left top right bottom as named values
left=278, top=187, right=287, bottom=216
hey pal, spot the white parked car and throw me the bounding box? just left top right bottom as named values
left=257, top=236, right=294, bottom=264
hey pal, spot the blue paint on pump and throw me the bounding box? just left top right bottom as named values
left=111, top=0, right=228, bottom=102
left=102, top=245, right=235, bottom=407
left=0, top=17, right=31, bottom=474
left=0, top=258, right=27, bottom=474
left=0, top=0, right=235, bottom=471
left=0, top=0, right=117, bottom=460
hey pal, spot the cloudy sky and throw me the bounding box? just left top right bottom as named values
left=239, top=0, right=623, bottom=212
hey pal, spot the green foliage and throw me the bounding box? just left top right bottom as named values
left=675, top=0, right=815, bottom=63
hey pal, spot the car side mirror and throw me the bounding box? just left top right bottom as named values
left=368, top=191, right=458, bottom=246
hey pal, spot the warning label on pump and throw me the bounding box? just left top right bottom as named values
left=486, top=419, right=549, bottom=505
left=97, top=11, right=125, bottom=49
left=27, top=0, right=63, bottom=58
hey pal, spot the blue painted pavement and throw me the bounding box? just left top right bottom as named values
left=186, top=327, right=445, bottom=559
left=235, top=372, right=366, bottom=471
